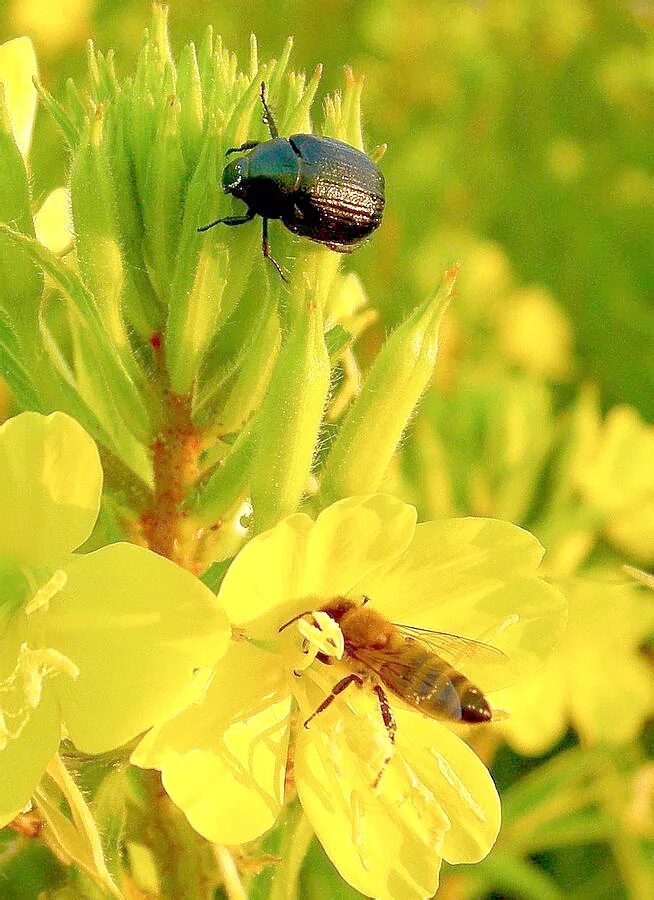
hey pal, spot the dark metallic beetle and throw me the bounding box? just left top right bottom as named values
left=198, top=82, right=385, bottom=281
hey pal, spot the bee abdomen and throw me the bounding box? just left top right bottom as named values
left=391, top=649, right=492, bottom=723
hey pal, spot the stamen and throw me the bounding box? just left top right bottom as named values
left=297, top=611, right=345, bottom=660
left=25, top=569, right=68, bottom=616
left=0, top=643, right=79, bottom=751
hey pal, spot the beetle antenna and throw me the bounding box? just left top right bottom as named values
left=260, top=81, right=279, bottom=139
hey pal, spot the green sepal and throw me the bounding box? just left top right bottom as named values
left=177, top=42, right=204, bottom=166
left=34, top=756, right=123, bottom=899
left=0, top=224, right=156, bottom=445
left=143, top=95, right=185, bottom=299
left=320, top=270, right=456, bottom=503
left=211, top=307, right=281, bottom=436
left=250, top=293, right=331, bottom=533
left=166, top=122, right=226, bottom=395
left=192, top=422, right=256, bottom=525
left=70, top=109, right=134, bottom=363
left=194, top=278, right=276, bottom=419
left=0, top=310, right=42, bottom=409
left=33, top=78, right=80, bottom=148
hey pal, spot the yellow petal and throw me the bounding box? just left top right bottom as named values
left=0, top=37, right=37, bottom=159
left=41, top=543, right=230, bottom=753
left=133, top=643, right=291, bottom=845
left=394, top=709, right=501, bottom=863
left=218, top=513, right=313, bottom=639
left=303, top=494, right=417, bottom=598
left=0, top=655, right=62, bottom=827
left=34, top=187, right=74, bottom=255
left=295, top=680, right=449, bottom=900
left=498, top=577, right=654, bottom=753
left=495, top=658, right=568, bottom=756
left=572, top=655, right=653, bottom=746
left=359, top=518, right=567, bottom=687
left=606, top=502, right=654, bottom=565
left=0, top=412, right=102, bottom=567
left=577, top=406, right=654, bottom=514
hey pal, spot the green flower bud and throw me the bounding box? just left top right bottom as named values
left=1, top=9, right=386, bottom=557
left=320, top=270, right=456, bottom=504
left=250, top=291, right=331, bottom=533
left=70, top=109, right=132, bottom=366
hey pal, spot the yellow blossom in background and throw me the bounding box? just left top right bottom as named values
left=134, top=494, right=566, bottom=899
left=10, top=0, right=94, bottom=54
left=0, top=36, right=37, bottom=159
left=496, top=575, right=654, bottom=756
left=496, top=286, right=575, bottom=381
left=0, top=37, right=73, bottom=256
left=575, top=405, right=654, bottom=564
left=33, top=187, right=73, bottom=255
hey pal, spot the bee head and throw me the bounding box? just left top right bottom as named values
left=320, top=596, right=359, bottom=625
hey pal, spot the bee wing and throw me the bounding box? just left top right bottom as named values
left=389, top=624, right=513, bottom=691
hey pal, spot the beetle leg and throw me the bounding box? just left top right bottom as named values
left=197, top=209, right=256, bottom=232
left=225, top=140, right=260, bottom=156
left=303, top=673, right=363, bottom=729
left=262, top=217, right=289, bottom=282
left=260, top=81, right=279, bottom=139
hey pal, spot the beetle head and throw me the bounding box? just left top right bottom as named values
left=222, top=157, right=249, bottom=199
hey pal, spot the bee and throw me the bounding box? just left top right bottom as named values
left=280, top=596, right=508, bottom=779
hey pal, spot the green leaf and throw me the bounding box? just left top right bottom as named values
left=34, top=756, right=123, bottom=899
left=471, top=851, right=564, bottom=900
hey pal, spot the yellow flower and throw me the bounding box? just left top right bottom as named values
left=10, top=0, right=93, bottom=54
left=575, top=405, right=654, bottom=564
left=134, top=495, right=566, bottom=899
left=0, top=36, right=36, bottom=159
left=495, top=286, right=575, bottom=381
left=0, top=412, right=230, bottom=828
left=496, top=575, right=654, bottom=755
left=0, top=36, right=73, bottom=254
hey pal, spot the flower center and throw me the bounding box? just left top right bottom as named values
left=292, top=610, right=345, bottom=673
left=0, top=643, right=79, bottom=751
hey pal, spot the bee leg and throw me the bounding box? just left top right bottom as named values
left=303, top=674, right=364, bottom=729
left=372, top=684, right=396, bottom=789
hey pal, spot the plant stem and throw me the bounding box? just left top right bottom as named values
left=214, top=845, right=247, bottom=900
left=140, top=391, right=202, bottom=570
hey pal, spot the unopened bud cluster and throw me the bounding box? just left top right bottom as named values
left=0, top=7, right=453, bottom=571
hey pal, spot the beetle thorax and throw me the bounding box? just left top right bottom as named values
left=221, top=139, right=302, bottom=219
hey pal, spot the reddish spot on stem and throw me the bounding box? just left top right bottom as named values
left=150, top=332, right=162, bottom=350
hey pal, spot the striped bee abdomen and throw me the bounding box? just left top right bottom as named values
left=374, top=640, right=492, bottom=723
